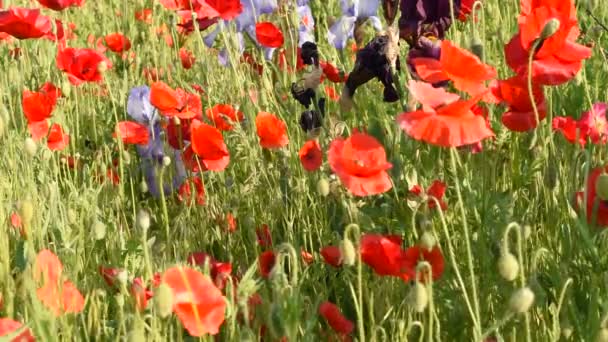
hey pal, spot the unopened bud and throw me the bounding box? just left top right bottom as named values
left=137, top=209, right=150, bottom=231
left=419, top=231, right=436, bottom=251
left=24, top=138, right=37, bottom=157
left=340, top=238, right=356, bottom=266
left=92, top=220, right=106, bottom=240
left=407, top=282, right=428, bottom=313
left=116, top=270, right=129, bottom=286
left=596, top=173, right=608, bottom=201
left=127, top=328, right=145, bottom=342
left=498, top=252, right=520, bottom=281
left=162, top=156, right=171, bottom=167
left=470, top=36, right=484, bottom=60
left=61, top=80, right=71, bottom=97
left=115, top=293, right=125, bottom=307
left=540, top=18, right=561, bottom=40
left=509, top=287, right=535, bottom=313
left=139, top=180, right=148, bottom=194
left=122, top=150, right=131, bottom=165
left=154, top=283, right=174, bottom=318
left=317, top=178, right=330, bottom=197
left=97, top=61, right=109, bottom=73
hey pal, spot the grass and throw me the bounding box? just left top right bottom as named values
left=1, top=0, right=608, bottom=341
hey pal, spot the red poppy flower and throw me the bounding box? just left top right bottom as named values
left=255, top=224, right=273, bottom=248
left=104, top=33, right=131, bottom=53
left=578, top=103, right=608, bottom=144
left=552, top=116, right=583, bottom=145
left=47, top=123, right=69, bottom=151
left=36, top=0, right=84, bottom=11
left=10, top=212, right=22, bottom=229
left=327, top=131, right=392, bottom=197
left=407, top=80, right=459, bottom=111
left=0, top=318, right=35, bottom=341
left=325, top=85, right=340, bottom=101
left=504, top=0, right=592, bottom=85
left=99, top=266, right=122, bottom=288
left=28, top=120, right=49, bottom=141
left=320, top=61, right=347, bottom=83
left=131, top=277, right=152, bottom=311
left=179, top=48, right=196, bottom=69
left=458, top=0, right=477, bottom=21
left=206, top=104, right=244, bottom=131
left=186, top=253, right=232, bottom=290
left=401, top=246, right=445, bottom=282
left=578, top=166, right=608, bottom=227
left=0, top=8, right=52, bottom=40
left=397, top=93, right=494, bottom=147
left=258, top=251, right=276, bottom=278
left=34, top=250, right=84, bottom=316
left=491, top=76, right=546, bottom=132
left=255, top=112, right=288, bottom=149
left=22, top=89, right=56, bottom=123
left=318, top=302, right=354, bottom=335
left=301, top=250, right=314, bottom=265
left=224, top=213, right=237, bottom=233
left=150, top=82, right=202, bottom=119
left=190, top=120, right=230, bottom=171
left=320, top=246, right=342, bottom=268
left=135, top=8, right=153, bottom=24
left=360, top=234, right=405, bottom=276
left=163, top=266, right=226, bottom=336
left=409, top=180, right=448, bottom=211
left=255, top=22, right=284, bottom=48
left=299, top=140, right=323, bottom=172
left=178, top=177, right=205, bottom=206
left=114, top=121, right=149, bottom=145
left=412, top=40, right=496, bottom=95
left=205, top=0, right=242, bottom=20
left=56, top=47, right=110, bottom=85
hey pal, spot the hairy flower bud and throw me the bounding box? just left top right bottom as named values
left=137, top=209, right=151, bottom=231
left=317, top=178, right=330, bottom=197
left=419, top=231, right=436, bottom=251
left=154, top=283, right=174, bottom=318
left=498, top=252, right=519, bottom=281
left=340, top=238, right=356, bottom=266
left=92, top=219, right=107, bottom=240
left=24, top=138, right=37, bottom=157
left=540, top=18, right=561, bottom=40
left=509, top=287, right=535, bottom=313
left=407, top=282, right=428, bottom=313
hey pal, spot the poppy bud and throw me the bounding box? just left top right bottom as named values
left=117, top=270, right=129, bottom=286
left=61, top=80, right=71, bottom=97
left=139, top=180, right=148, bottom=194
left=419, top=231, right=436, bottom=251
left=24, top=138, right=37, bottom=157
left=137, top=209, right=151, bottom=231
left=470, top=36, right=484, bottom=60
left=540, top=18, right=561, bottom=40
left=19, top=200, right=34, bottom=227
left=497, top=252, right=519, bottom=281
left=162, top=156, right=171, bottom=166
left=598, top=328, right=608, bottom=342
left=154, top=283, right=174, bottom=318
left=317, top=178, right=330, bottom=197
left=97, top=61, right=109, bottom=73
left=340, top=238, right=356, bottom=266
left=508, top=287, right=535, bottom=313
left=521, top=225, right=532, bottom=240
left=127, top=327, right=146, bottom=342
left=407, top=282, right=428, bottom=312
left=122, top=150, right=131, bottom=165
left=115, top=293, right=125, bottom=307
left=596, top=173, right=608, bottom=201
left=92, top=219, right=107, bottom=240
left=561, top=321, right=573, bottom=339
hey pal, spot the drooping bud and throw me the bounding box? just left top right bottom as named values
left=509, top=287, right=535, bottom=313
left=470, top=36, right=484, bottom=60
left=407, top=282, right=428, bottom=312
left=497, top=252, right=520, bottom=281
left=340, top=238, right=356, bottom=266
left=596, top=173, right=608, bottom=201
left=154, top=283, right=174, bottom=318
left=97, top=61, right=109, bottom=73
left=24, top=138, right=37, bottom=157
left=137, top=209, right=151, bottom=231
left=540, top=18, right=561, bottom=40
left=139, top=180, right=148, bottom=194
left=92, top=219, right=107, bottom=240
left=161, top=156, right=171, bottom=167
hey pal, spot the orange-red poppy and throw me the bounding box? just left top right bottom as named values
left=206, top=104, right=244, bottom=131
left=150, top=82, right=202, bottom=119
left=318, top=301, right=354, bottom=335
left=320, top=246, right=342, bottom=268
left=258, top=251, right=276, bottom=278
left=401, top=246, right=445, bottom=282
left=104, top=32, right=131, bottom=53
left=299, top=140, right=323, bottom=172
left=36, top=0, right=84, bottom=11
left=255, top=22, right=284, bottom=48
left=0, top=318, right=35, bottom=341
left=491, top=76, right=546, bottom=132
left=56, top=47, right=111, bottom=86
left=360, top=234, right=405, bottom=277
left=178, top=177, right=205, bottom=206
left=46, top=123, right=70, bottom=151
left=34, top=250, right=84, bottom=316
left=409, top=180, right=448, bottom=211
left=0, top=8, right=52, bottom=40
left=114, top=121, right=149, bottom=145
left=255, top=112, right=288, bottom=149
left=28, top=120, right=49, bottom=141
left=163, top=266, right=226, bottom=336
left=327, top=131, right=392, bottom=196
left=179, top=48, right=196, bottom=69
left=190, top=120, right=230, bottom=171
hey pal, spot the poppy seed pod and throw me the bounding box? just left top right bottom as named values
left=596, top=173, right=608, bottom=201
left=340, top=238, right=357, bottom=266
left=24, top=138, right=37, bottom=157
left=540, top=18, right=561, bottom=40
left=508, top=287, right=535, bottom=313
left=407, top=282, right=428, bottom=312
left=497, top=252, right=519, bottom=281
left=154, top=283, right=174, bottom=318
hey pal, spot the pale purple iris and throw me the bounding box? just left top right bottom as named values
left=297, top=2, right=315, bottom=46
left=328, top=0, right=382, bottom=49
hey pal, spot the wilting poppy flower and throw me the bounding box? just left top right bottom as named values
left=190, top=120, right=230, bottom=171
left=491, top=76, right=546, bottom=132
left=99, top=266, right=123, bottom=288
left=256, top=224, right=272, bottom=248
left=320, top=246, right=342, bottom=268
left=258, top=251, right=276, bottom=278
left=412, top=40, right=496, bottom=95
left=37, top=0, right=84, bottom=11
left=255, top=22, right=284, bottom=48
left=150, top=82, right=202, bottom=119
left=179, top=48, right=196, bottom=69
left=186, top=253, right=232, bottom=290
left=131, top=277, right=152, bottom=311
left=178, top=177, right=205, bottom=206
left=328, top=131, right=392, bottom=196
left=163, top=266, right=226, bottom=336
left=299, top=140, right=323, bottom=172
left=319, top=301, right=354, bottom=335
left=104, top=33, right=131, bottom=53
left=34, top=250, right=85, bottom=316
left=47, top=124, right=70, bottom=151
left=504, top=0, right=592, bottom=85
left=28, top=120, right=49, bottom=141
left=398, top=0, right=458, bottom=44
left=401, top=245, right=445, bottom=282
left=0, top=8, right=52, bottom=39
left=301, top=250, right=314, bottom=265
left=409, top=180, right=448, bottom=210
left=114, top=121, right=149, bottom=145
left=206, top=104, right=244, bottom=131
left=554, top=103, right=608, bottom=147
left=0, top=318, right=35, bottom=341
left=255, top=112, right=288, bottom=149
left=56, top=47, right=110, bottom=85
left=360, top=234, right=405, bottom=276
left=397, top=92, right=494, bottom=147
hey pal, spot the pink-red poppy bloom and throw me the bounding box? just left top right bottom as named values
left=575, top=166, right=608, bottom=227
left=409, top=180, right=448, bottom=211
left=255, top=22, right=284, bottom=48
left=255, top=112, right=288, bottom=149
left=299, top=140, right=323, bottom=172
left=56, top=47, right=111, bottom=85
left=504, top=0, right=592, bottom=85
left=179, top=48, right=196, bottom=69
left=258, top=251, right=276, bottom=278
left=553, top=103, right=608, bottom=146
left=46, top=123, right=70, bottom=151
left=328, top=131, right=393, bottom=197
left=401, top=246, right=445, bottom=282
left=360, top=234, right=405, bottom=277
left=163, top=266, right=226, bottom=336
left=190, top=120, right=230, bottom=171
left=318, top=301, right=354, bottom=335
left=34, top=250, right=85, bottom=316
left=150, top=82, right=202, bottom=119
left=114, top=121, right=149, bottom=145
left=36, top=0, right=84, bottom=11
left=104, top=33, right=131, bottom=53
left=320, top=246, right=342, bottom=268
left=0, top=8, right=52, bottom=40
left=28, top=120, right=50, bottom=141
left=491, top=76, right=546, bottom=132
left=178, top=177, right=206, bottom=206
left=186, top=252, right=233, bottom=290
left=206, top=104, right=244, bottom=131
left=0, top=318, right=35, bottom=341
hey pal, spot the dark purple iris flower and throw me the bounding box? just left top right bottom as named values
left=398, top=0, right=460, bottom=45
